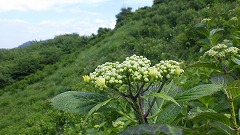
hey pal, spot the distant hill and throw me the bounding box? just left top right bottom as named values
left=18, top=40, right=37, bottom=48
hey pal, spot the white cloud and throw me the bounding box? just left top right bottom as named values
left=122, top=0, right=152, bottom=5
left=0, top=0, right=109, bottom=12
left=54, top=7, right=100, bottom=16
left=95, top=19, right=115, bottom=29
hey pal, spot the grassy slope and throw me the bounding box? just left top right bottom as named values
left=0, top=23, right=136, bottom=134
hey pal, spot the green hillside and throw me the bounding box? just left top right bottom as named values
left=0, top=0, right=240, bottom=134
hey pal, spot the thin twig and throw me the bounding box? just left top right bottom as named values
left=144, top=79, right=166, bottom=118
left=142, top=82, right=154, bottom=94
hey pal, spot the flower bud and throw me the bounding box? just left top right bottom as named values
left=82, top=75, right=90, bottom=83
left=174, top=67, right=181, bottom=76
left=149, top=67, right=159, bottom=78
left=96, top=77, right=106, bottom=87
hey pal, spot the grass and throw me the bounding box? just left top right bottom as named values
left=0, top=20, right=139, bottom=134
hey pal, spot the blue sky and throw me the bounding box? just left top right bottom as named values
left=0, top=0, right=152, bottom=49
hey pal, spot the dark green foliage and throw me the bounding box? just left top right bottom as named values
left=153, top=0, right=165, bottom=5
left=118, top=124, right=183, bottom=135
left=115, top=7, right=133, bottom=28
left=0, top=33, right=89, bottom=89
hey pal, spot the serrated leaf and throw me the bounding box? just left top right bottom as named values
left=210, top=121, right=236, bottom=135
left=145, top=81, right=183, bottom=122
left=155, top=104, right=181, bottom=124
left=85, top=98, right=113, bottom=121
left=175, top=84, right=223, bottom=102
left=232, top=57, right=240, bottom=66
left=210, top=75, right=226, bottom=86
left=228, top=80, right=240, bottom=100
left=143, top=92, right=180, bottom=107
left=210, top=75, right=234, bottom=86
left=118, top=124, right=183, bottom=135
left=51, top=91, right=108, bottom=114
left=198, top=96, right=217, bottom=108
left=188, top=107, right=216, bottom=119
left=189, top=110, right=230, bottom=126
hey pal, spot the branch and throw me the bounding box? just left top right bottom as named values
left=127, top=75, right=134, bottom=98
left=110, top=85, right=137, bottom=112
left=135, top=82, right=146, bottom=98
left=142, top=82, right=154, bottom=94
left=144, top=79, right=166, bottom=118
left=111, top=86, right=129, bottom=97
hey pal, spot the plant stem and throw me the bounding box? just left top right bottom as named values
left=144, top=79, right=166, bottom=118
left=133, top=99, right=146, bottom=124
left=230, top=96, right=239, bottom=134
left=225, top=88, right=239, bottom=134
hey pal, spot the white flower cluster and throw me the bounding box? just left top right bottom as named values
left=203, top=44, right=239, bottom=59
left=89, top=62, right=123, bottom=86
left=118, top=55, right=151, bottom=82
left=112, top=121, right=125, bottom=129
left=154, top=60, right=184, bottom=80
left=85, top=55, right=183, bottom=88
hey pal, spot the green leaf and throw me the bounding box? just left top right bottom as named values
left=239, top=108, right=240, bottom=123
left=51, top=91, right=108, bottom=114
left=210, top=75, right=234, bottom=86
left=198, top=96, right=216, bottom=108
left=118, top=124, right=183, bottom=135
left=228, top=80, right=240, bottom=100
left=175, top=84, right=223, bottom=102
left=116, top=110, right=137, bottom=123
left=143, top=92, right=181, bottom=107
left=194, top=23, right=206, bottom=28
left=145, top=81, right=183, bottom=123
left=231, top=57, right=240, bottom=66
left=187, top=107, right=216, bottom=119
left=210, top=75, right=226, bottom=86
left=189, top=62, right=220, bottom=70
left=210, top=121, right=236, bottom=135
left=189, top=111, right=230, bottom=126
left=85, top=98, right=113, bottom=121
left=155, top=104, right=182, bottom=124
left=209, top=28, right=223, bottom=38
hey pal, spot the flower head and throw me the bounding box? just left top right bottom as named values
left=112, top=121, right=125, bottom=128
left=84, top=55, right=183, bottom=89
left=148, top=67, right=160, bottom=79
left=203, top=44, right=239, bottom=60
left=154, top=60, right=183, bottom=80
left=82, top=75, right=90, bottom=83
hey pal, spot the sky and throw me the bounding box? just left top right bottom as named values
left=0, top=0, right=152, bottom=49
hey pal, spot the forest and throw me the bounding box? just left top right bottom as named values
left=0, top=0, right=240, bottom=134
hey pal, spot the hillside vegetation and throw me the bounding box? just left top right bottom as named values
left=0, top=0, right=240, bottom=134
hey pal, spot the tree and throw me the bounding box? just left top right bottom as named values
left=153, top=0, right=165, bottom=5
left=115, top=7, right=133, bottom=28
left=97, top=27, right=111, bottom=37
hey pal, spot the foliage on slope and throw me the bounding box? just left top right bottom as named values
left=0, top=0, right=240, bottom=134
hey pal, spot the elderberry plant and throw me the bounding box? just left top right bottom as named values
left=83, top=55, right=184, bottom=123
